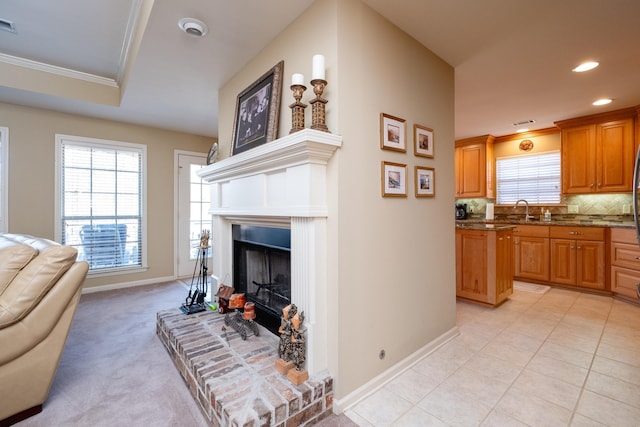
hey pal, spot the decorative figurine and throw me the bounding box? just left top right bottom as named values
left=275, top=303, right=308, bottom=384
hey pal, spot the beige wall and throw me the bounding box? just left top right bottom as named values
left=218, top=0, right=456, bottom=400
left=0, top=102, right=212, bottom=289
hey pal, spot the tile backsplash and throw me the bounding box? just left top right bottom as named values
left=458, top=193, right=634, bottom=222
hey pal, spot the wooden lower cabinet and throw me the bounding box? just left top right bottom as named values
left=549, top=226, right=605, bottom=290
left=456, top=227, right=513, bottom=306
left=513, top=225, right=549, bottom=282
left=610, top=228, right=640, bottom=300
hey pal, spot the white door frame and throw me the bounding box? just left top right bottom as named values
left=174, top=149, right=209, bottom=279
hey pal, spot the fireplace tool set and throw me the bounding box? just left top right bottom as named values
left=180, top=231, right=210, bottom=315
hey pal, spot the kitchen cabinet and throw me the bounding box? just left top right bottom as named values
left=513, top=224, right=550, bottom=282
left=556, top=109, right=635, bottom=194
left=456, top=226, right=512, bottom=306
left=550, top=226, right=605, bottom=290
left=455, top=135, right=495, bottom=199
left=610, top=228, right=640, bottom=300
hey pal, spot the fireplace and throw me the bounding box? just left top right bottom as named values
left=197, top=129, right=342, bottom=376
left=232, top=224, right=291, bottom=335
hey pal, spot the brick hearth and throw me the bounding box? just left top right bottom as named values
left=156, top=309, right=334, bottom=426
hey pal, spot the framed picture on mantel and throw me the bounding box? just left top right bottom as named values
left=231, top=60, right=284, bottom=156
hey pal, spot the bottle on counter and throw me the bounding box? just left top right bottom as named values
left=544, top=209, right=551, bottom=222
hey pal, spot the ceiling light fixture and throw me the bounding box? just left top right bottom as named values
left=592, top=98, right=612, bottom=106
left=572, top=61, right=599, bottom=72
left=516, top=128, right=529, bottom=133
left=178, top=18, right=208, bottom=37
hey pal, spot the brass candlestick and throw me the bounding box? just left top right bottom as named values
left=289, top=84, right=307, bottom=134
left=309, top=79, right=329, bottom=133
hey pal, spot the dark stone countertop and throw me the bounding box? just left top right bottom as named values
left=455, top=223, right=516, bottom=231
left=456, top=219, right=636, bottom=229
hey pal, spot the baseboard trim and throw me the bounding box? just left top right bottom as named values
left=333, top=326, right=459, bottom=414
left=81, top=275, right=178, bottom=294
left=0, top=404, right=42, bottom=427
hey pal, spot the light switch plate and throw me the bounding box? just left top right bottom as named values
left=567, top=204, right=579, bottom=214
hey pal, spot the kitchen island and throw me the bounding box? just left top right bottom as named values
left=455, top=224, right=514, bottom=306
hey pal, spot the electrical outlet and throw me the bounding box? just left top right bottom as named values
left=623, top=204, right=631, bottom=214
left=567, top=204, right=579, bottom=214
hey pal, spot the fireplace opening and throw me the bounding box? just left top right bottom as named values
left=232, top=225, right=291, bottom=335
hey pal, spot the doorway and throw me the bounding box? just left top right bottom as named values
left=175, top=151, right=211, bottom=278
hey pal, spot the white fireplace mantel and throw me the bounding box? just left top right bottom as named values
left=198, top=129, right=342, bottom=218
left=197, top=129, right=342, bottom=376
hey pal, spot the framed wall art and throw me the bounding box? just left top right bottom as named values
left=414, top=124, right=434, bottom=158
left=380, top=113, right=406, bottom=152
left=231, top=60, right=284, bottom=155
left=415, top=166, right=435, bottom=197
left=381, top=161, right=407, bottom=197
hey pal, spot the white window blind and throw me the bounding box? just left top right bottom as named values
left=57, top=135, right=145, bottom=272
left=496, top=151, right=561, bottom=205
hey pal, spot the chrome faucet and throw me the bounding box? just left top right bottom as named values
left=514, top=199, right=531, bottom=222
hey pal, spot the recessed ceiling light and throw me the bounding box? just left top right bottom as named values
left=592, top=98, right=612, bottom=106
left=516, top=128, right=529, bottom=133
left=573, top=61, right=599, bottom=72
left=178, top=18, right=208, bottom=37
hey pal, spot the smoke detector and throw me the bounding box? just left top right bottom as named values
left=178, top=18, right=208, bottom=37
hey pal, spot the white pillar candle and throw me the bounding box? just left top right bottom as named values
left=312, top=54, right=325, bottom=80
left=291, top=73, right=304, bottom=86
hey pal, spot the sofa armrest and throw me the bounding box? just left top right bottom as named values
left=0, top=261, right=89, bottom=365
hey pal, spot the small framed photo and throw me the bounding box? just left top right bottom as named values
left=380, top=113, right=406, bottom=152
left=415, top=166, right=435, bottom=197
left=414, top=124, right=434, bottom=158
left=381, top=161, right=407, bottom=197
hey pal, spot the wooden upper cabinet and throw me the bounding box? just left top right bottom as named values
left=561, top=125, right=596, bottom=193
left=556, top=108, right=635, bottom=194
left=598, top=119, right=634, bottom=192
left=455, top=135, right=495, bottom=198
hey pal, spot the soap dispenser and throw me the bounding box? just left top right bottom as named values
left=544, top=209, right=551, bottom=222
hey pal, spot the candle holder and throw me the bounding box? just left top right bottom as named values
left=309, top=79, right=330, bottom=133
left=289, top=84, right=307, bottom=134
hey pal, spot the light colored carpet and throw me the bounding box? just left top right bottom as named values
left=15, top=281, right=353, bottom=427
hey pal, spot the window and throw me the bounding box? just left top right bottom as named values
left=496, top=151, right=561, bottom=205
left=0, top=127, right=7, bottom=233
left=56, top=135, right=146, bottom=273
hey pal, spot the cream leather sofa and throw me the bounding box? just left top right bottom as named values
left=0, top=234, right=89, bottom=425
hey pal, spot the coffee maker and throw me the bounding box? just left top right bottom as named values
left=455, top=203, right=468, bottom=220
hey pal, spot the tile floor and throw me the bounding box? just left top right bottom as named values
left=344, top=284, right=640, bottom=426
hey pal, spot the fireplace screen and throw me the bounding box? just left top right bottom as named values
left=233, top=225, right=291, bottom=334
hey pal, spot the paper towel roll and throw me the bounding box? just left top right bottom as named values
left=486, top=203, right=495, bottom=220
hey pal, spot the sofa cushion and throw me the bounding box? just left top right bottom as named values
left=0, top=238, right=38, bottom=295
left=0, top=240, right=78, bottom=328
